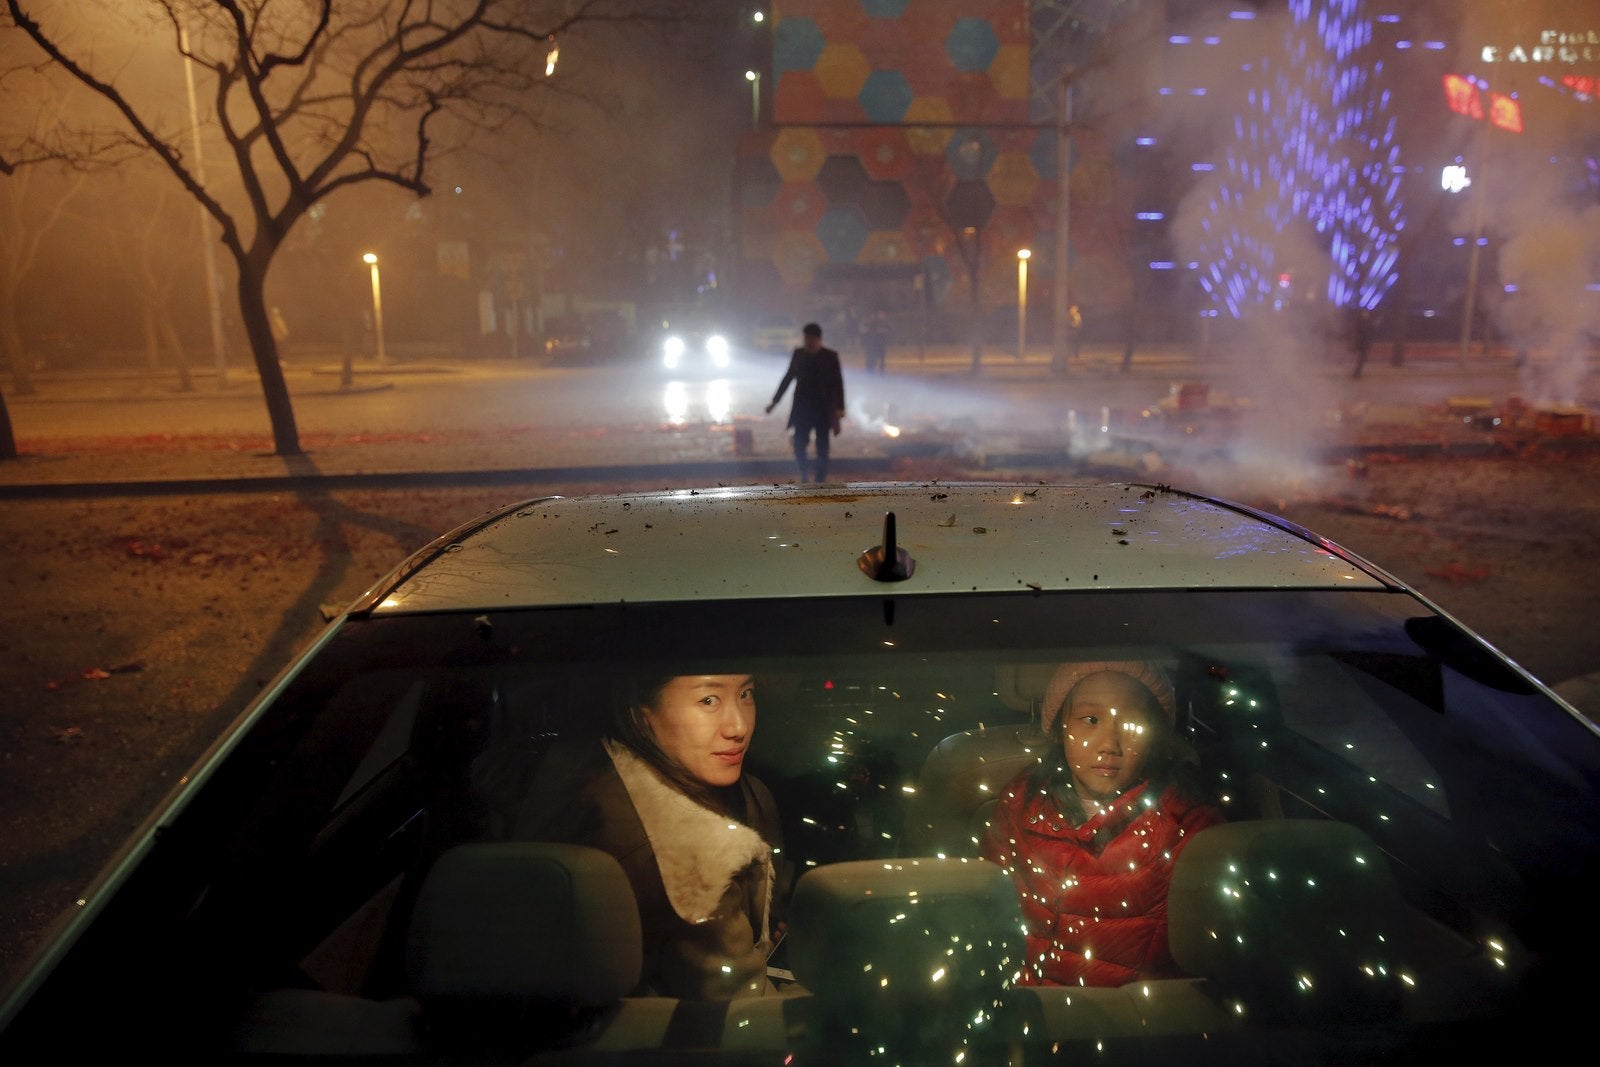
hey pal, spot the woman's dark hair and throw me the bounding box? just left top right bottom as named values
left=603, top=671, right=743, bottom=817
left=1030, top=675, right=1204, bottom=828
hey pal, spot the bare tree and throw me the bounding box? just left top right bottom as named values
left=101, top=169, right=198, bottom=391
left=5, top=0, right=686, bottom=456
left=0, top=163, right=88, bottom=397
left=0, top=18, right=130, bottom=458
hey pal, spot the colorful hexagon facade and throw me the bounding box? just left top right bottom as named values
left=771, top=229, right=827, bottom=287
left=859, top=181, right=911, bottom=229
left=774, top=18, right=825, bottom=74
left=771, top=128, right=827, bottom=182
left=858, top=127, right=914, bottom=181
left=775, top=1, right=1026, bottom=126
left=858, top=69, right=913, bottom=123
left=815, top=42, right=871, bottom=100
left=817, top=154, right=872, bottom=205
left=945, top=17, right=1000, bottom=73
left=816, top=205, right=872, bottom=262
left=991, top=43, right=1030, bottom=101
left=748, top=1, right=1044, bottom=300
left=904, top=96, right=956, bottom=156
left=775, top=181, right=829, bottom=230
left=946, top=129, right=998, bottom=181
left=987, top=152, right=1039, bottom=207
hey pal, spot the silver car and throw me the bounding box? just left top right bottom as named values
left=2, top=482, right=1595, bottom=1063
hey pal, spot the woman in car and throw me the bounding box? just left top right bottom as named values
left=982, top=660, right=1224, bottom=987
left=514, top=672, right=784, bottom=1000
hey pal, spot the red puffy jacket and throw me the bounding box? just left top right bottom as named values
left=982, top=774, right=1224, bottom=987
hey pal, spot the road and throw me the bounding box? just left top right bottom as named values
left=8, top=342, right=1569, bottom=452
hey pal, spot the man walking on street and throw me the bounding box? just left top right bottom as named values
left=766, top=322, right=846, bottom=484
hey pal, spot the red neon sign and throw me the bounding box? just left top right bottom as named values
left=1442, top=74, right=1523, bottom=134
left=1444, top=74, right=1484, bottom=119
left=1488, top=93, right=1523, bottom=133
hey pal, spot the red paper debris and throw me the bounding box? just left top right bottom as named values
left=1425, top=562, right=1491, bottom=585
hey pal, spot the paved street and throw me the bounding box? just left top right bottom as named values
left=4, top=339, right=1593, bottom=495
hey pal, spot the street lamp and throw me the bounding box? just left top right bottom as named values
left=1016, top=248, right=1031, bottom=361
left=745, top=69, right=761, bottom=131
left=179, top=18, right=229, bottom=386
left=363, top=252, right=388, bottom=366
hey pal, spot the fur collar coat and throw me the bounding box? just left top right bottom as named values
left=514, top=736, right=781, bottom=1000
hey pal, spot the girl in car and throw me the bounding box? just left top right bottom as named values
left=514, top=672, right=785, bottom=1000
left=982, top=660, right=1224, bottom=987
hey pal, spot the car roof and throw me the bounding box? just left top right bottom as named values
left=365, top=482, right=1391, bottom=615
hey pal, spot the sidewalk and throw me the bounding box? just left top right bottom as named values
left=2, top=341, right=1592, bottom=497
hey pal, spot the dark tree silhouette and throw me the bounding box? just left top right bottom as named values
left=5, top=0, right=685, bottom=456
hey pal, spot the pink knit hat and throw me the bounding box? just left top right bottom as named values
left=1040, top=660, right=1177, bottom=735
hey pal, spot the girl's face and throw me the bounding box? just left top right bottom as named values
left=1059, top=671, right=1161, bottom=802
left=642, top=674, right=757, bottom=788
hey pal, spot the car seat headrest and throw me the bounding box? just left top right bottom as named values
left=786, top=857, right=1023, bottom=1047
left=1167, top=820, right=1408, bottom=1021
left=908, top=725, right=1046, bottom=855
left=406, top=842, right=641, bottom=1007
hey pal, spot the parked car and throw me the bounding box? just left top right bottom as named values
left=3, top=482, right=1597, bottom=1063
left=541, top=313, right=634, bottom=366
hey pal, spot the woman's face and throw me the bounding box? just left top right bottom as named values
left=642, top=674, right=757, bottom=788
left=1059, top=671, right=1161, bottom=802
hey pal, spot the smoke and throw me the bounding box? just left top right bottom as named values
left=1441, top=0, right=1600, bottom=410
left=1481, top=152, right=1600, bottom=409
left=1155, top=4, right=1349, bottom=498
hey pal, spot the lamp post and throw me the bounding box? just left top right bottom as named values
left=363, top=252, right=388, bottom=366
left=1458, top=125, right=1491, bottom=366
left=1051, top=74, right=1074, bottom=374
left=1016, top=248, right=1031, bottom=361
left=179, top=19, right=228, bottom=386
left=745, top=69, right=761, bottom=131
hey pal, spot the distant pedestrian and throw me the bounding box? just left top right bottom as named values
left=766, top=322, right=845, bottom=484
left=1067, top=304, right=1083, bottom=362
left=1350, top=306, right=1374, bottom=380
left=269, top=306, right=292, bottom=363
left=860, top=309, right=890, bottom=374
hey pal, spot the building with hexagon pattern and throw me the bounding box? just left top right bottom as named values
left=735, top=0, right=1049, bottom=343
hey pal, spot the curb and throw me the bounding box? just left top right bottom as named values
left=7, top=380, right=398, bottom=403
left=10, top=434, right=1598, bottom=500
left=0, top=457, right=889, bottom=499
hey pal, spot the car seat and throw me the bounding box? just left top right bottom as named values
left=784, top=856, right=1025, bottom=1059
left=232, top=842, right=657, bottom=1057
left=1166, top=819, right=1409, bottom=1023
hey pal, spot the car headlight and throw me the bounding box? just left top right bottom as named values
left=663, top=335, right=685, bottom=369
left=706, top=333, right=730, bottom=366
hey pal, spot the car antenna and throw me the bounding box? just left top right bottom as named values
left=858, top=511, right=915, bottom=582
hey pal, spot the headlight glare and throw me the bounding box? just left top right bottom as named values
left=707, top=334, right=731, bottom=365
